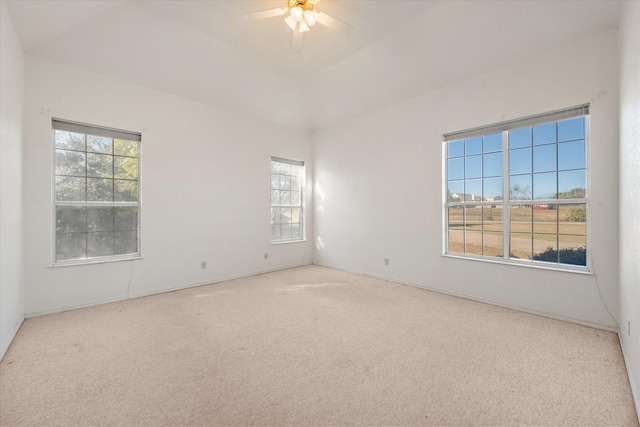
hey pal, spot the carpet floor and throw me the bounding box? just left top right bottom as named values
left=1, top=265, right=638, bottom=426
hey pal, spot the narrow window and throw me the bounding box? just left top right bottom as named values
left=445, top=105, right=588, bottom=269
left=53, top=119, right=141, bottom=264
left=271, top=157, right=304, bottom=243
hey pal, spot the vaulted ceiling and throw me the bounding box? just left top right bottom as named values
left=5, top=0, right=622, bottom=131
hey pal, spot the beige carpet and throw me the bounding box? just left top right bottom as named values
left=1, top=265, right=637, bottom=426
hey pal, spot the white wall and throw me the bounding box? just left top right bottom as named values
left=313, top=29, right=620, bottom=330
left=0, top=0, right=25, bottom=359
left=619, top=0, right=640, bottom=416
left=23, top=55, right=313, bottom=315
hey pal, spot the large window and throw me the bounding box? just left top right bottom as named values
left=445, top=105, right=588, bottom=269
left=53, top=119, right=141, bottom=264
left=271, top=157, right=304, bottom=243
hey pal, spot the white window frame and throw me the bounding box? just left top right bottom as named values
left=52, top=119, right=142, bottom=266
left=270, top=157, right=305, bottom=244
left=443, top=105, right=590, bottom=272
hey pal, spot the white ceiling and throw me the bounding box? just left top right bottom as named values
left=5, top=0, right=622, bottom=131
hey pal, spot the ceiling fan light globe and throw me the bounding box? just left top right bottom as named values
left=285, top=15, right=298, bottom=30
left=304, top=10, right=318, bottom=26
left=290, top=6, right=304, bottom=21
left=299, top=19, right=310, bottom=32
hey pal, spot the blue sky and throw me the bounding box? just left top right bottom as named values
left=447, top=117, right=586, bottom=200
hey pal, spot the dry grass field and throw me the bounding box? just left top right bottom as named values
left=448, top=205, right=586, bottom=260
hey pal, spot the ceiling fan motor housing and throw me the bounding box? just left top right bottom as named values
left=288, top=0, right=317, bottom=12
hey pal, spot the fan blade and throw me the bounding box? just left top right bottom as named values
left=242, top=7, right=287, bottom=21
left=292, top=26, right=303, bottom=53
left=316, top=12, right=353, bottom=35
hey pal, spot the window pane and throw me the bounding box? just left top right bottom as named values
left=533, top=235, right=558, bottom=263
left=87, top=178, right=113, bottom=202
left=448, top=181, right=464, bottom=201
left=56, top=207, right=87, bottom=233
left=114, top=156, right=139, bottom=180
left=465, top=137, right=482, bottom=155
left=114, top=180, right=138, bottom=202
left=114, top=139, right=139, bottom=157
left=448, top=206, right=464, bottom=228
left=448, top=158, right=464, bottom=180
left=533, top=144, right=556, bottom=173
left=533, top=172, right=557, bottom=200
left=87, top=207, right=115, bottom=232
left=533, top=122, right=556, bottom=145
left=533, top=206, right=557, bottom=234
left=114, top=207, right=138, bottom=232
left=448, top=230, right=464, bottom=254
left=290, top=175, right=301, bottom=191
left=271, top=225, right=281, bottom=240
left=279, top=208, right=292, bottom=225
left=87, top=135, right=113, bottom=154
left=291, top=223, right=302, bottom=240
left=483, top=231, right=503, bottom=257
left=558, top=204, right=586, bottom=235
left=558, top=235, right=586, bottom=266
left=558, top=117, right=585, bottom=142
left=291, top=191, right=301, bottom=206
left=271, top=174, right=280, bottom=189
left=483, top=152, right=502, bottom=177
left=483, top=177, right=502, bottom=201
left=483, top=133, right=502, bottom=153
left=281, top=191, right=291, bottom=205
left=510, top=205, right=532, bottom=233
left=271, top=190, right=280, bottom=205
left=291, top=207, right=301, bottom=224
left=55, top=130, right=86, bottom=151
left=509, top=175, right=532, bottom=200
left=55, top=149, right=86, bottom=177
left=448, top=140, right=464, bottom=158
left=558, top=170, right=585, bottom=198
left=465, top=179, right=482, bottom=200
left=114, top=231, right=137, bottom=255
left=558, top=140, right=585, bottom=171
left=87, top=232, right=114, bottom=258
left=280, top=224, right=292, bottom=239
left=271, top=208, right=280, bottom=225
left=56, top=176, right=86, bottom=201
left=465, top=231, right=483, bottom=255
left=280, top=175, right=291, bottom=190
left=290, top=165, right=302, bottom=178
left=465, top=155, right=482, bottom=179
left=280, top=163, right=291, bottom=176
left=271, top=161, right=280, bottom=174
left=509, top=127, right=531, bottom=149
left=483, top=206, right=502, bottom=231
left=510, top=232, right=532, bottom=260
left=56, top=233, right=87, bottom=261
left=87, top=153, right=113, bottom=178
left=509, top=148, right=531, bottom=175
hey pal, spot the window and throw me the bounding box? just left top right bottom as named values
left=53, top=119, right=141, bottom=264
left=444, top=105, right=588, bottom=269
left=271, top=157, right=304, bottom=243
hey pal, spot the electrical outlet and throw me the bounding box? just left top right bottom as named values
left=264, top=253, right=269, bottom=260
left=384, top=258, right=389, bottom=266
left=201, top=261, right=207, bottom=269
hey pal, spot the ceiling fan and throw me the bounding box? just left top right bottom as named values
left=243, top=0, right=353, bottom=52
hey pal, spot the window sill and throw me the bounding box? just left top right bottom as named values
left=50, top=254, right=143, bottom=268
left=442, top=253, right=592, bottom=275
left=270, top=239, right=306, bottom=246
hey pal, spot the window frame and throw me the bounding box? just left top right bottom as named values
left=51, top=119, right=142, bottom=266
left=270, top=156, right=305, bottom=244
left=443, top=105, right=590, bottom=273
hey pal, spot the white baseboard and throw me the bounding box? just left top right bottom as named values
left=313, top=262, right=618, bottom=333
left=25, top=263, right=312, bottom=319
left=1, top=314, right=25, bottom=361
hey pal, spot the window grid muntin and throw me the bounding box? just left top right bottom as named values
left=445, top=108, right=588, bottom=269
left=53, top=121, right=141, bottom=264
